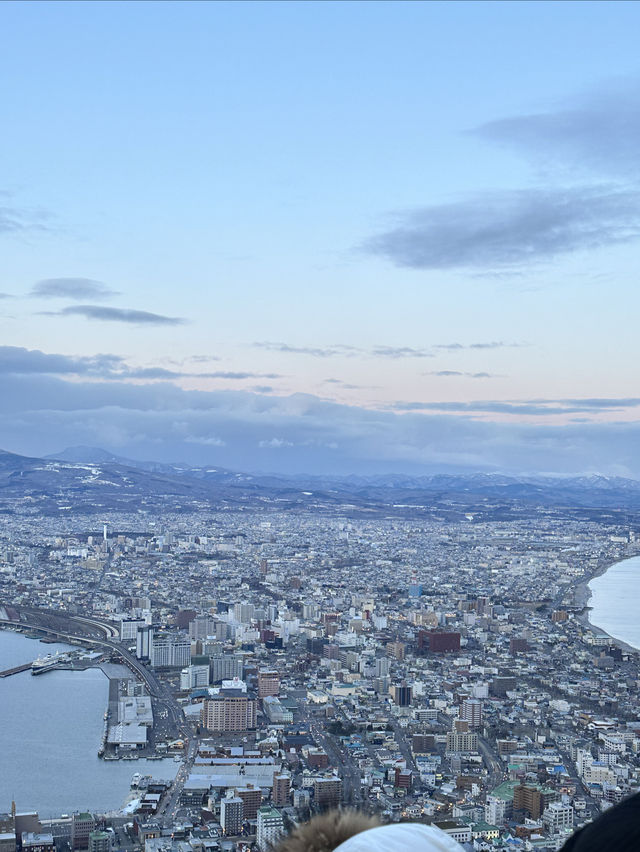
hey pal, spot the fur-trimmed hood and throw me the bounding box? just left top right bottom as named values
left=273, top=810, right=464, bottom=852
left=274, top=810, right=380, bottom=852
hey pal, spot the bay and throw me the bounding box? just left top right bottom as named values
left=0, top=630, right=177, bottom=818
left=588, top=554, right=640, bottom=651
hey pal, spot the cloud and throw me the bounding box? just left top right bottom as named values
left=363, top=186, right=640, bottom=270
left=0, top=203, right=51, bottom=235
left=473, top=85, right=640, bottom=177
left=428, top=371, right=498, bottom=378
left=256, top=342, right=437, bottom=359
left=31, top=278, right=119, bottom=300
left=390, top=397, right=640, bottom=416
left=47, top=305, right=187, bottom=325
left=0, top=346, right=278, bottom=382
left=434, top=341, right=525, bottom=351
left=370, top=346, right=433, bottom=359
left=3, top=373, right=640, bottom=476
left=254, top=342, right=360, bottom=358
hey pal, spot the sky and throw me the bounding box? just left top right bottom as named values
left=2, top=0, right=640, bottom=476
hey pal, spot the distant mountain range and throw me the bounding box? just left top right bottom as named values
left=0, top=445, right=637, bottom=517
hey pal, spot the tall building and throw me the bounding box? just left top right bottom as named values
left=446, top=731, right=478, bottom=753
left=179, top=664, right=209, bottom=690
left=313, top=777, right=343, bottom=811
left=235, top=785, right=262, bottom=821
left=543, top=802, right=574, bottom=835
left=220, top=794, right=243, bottom=836
left=272, top=773, right=291, bottom=807
left=418, top=631, right=461, bottom=654
left=150, top=632, right=190, bottom=669
left=461, top=698, right=483, bottom=729
left=120, top=618, right=147, bottom=642
left=257, top=669, right=280, bottom=698
left=200, top=689, right=257, bottom=732
left=88, top=832, right=111, bottom=852
left=256, top=807, right=284, bottom=852
left=390, top=682, right=412, bottom=707
left=71, top=815, right=95, bottom=850
left=135, top=626, right=153, bottom=661
left=210, top=655, right=244, bottom=683
left=513, top=785, right=557, bottom=820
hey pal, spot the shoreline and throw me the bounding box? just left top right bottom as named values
left=574, top=553, right=640, bottom=655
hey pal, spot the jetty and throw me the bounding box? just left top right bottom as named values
left=0, top=662, right=32, bottom=678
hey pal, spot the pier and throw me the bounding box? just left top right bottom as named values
left=0, top=662, right=32, bottom=678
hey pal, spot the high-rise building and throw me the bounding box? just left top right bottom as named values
left=257, top=669, right=280, bottom=698
left=313, top=777, right=343, bottom=811
left=390, top=682, right=412, bottom=707
left=543, top=802, right=574, bottom=835
left=210, top=655, right=244, bottom=683
left=200, top=689, right=257, bottom=732
left=235, top=785, right=262, bottom=821
left=272, top=773, right=291, bottom=807
left=179, top=664, right=210, bottom=690
left=135, top=626, right=153, bottom=661
left=120, top=618, right=147, bottom=642
left=417, top=631, right=461, bottom=654
left=461, top=698, right=483, bottom=729
left=150, top=632, right=190, bottom=669
left=71, top=814, right=95, bottom=850
left=256, top=807, right=284, bottom=852
left=220, top=794, right=243, bottom=836
left=446, top=731, right=478, bottom=753
left=88, top=832, right=111, bottom=852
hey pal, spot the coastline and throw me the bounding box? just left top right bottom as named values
left=574, top=554, right=640, bottom=655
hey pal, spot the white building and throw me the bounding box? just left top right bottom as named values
left=543, top=802, right=574, bottom=835
left=256, top=806, right=284, bottom=851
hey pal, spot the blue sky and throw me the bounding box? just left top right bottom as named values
left=2, top=0, right=640, bottom=475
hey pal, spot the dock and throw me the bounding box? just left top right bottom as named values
left=0, top=662, right=32, bottom=678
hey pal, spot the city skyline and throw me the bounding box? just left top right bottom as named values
left=2, top=1, right=640, bottom=474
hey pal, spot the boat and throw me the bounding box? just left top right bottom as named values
left=131, top=773, right=142, bottom=788
left=31, top=653, right=66, bottom=674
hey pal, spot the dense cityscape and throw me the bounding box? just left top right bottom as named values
left=2, top=453, right=640, bottom=852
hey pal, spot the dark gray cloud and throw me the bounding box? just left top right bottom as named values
left=2, top=373, right=640, bottom=476
left=49, top=305, right=187, bottom=325
left=474, top=86, right=640, bottom=177
left=31, top=278, right=119, bottom=300
left=364, top=186, right=640, bottom=270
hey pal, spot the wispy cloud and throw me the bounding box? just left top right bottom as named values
left=370, top=346, right=433, bottom=359
left=434, top=341, right=525, bottom=351
left=44, top=305, right=187, bottom=326
left=390, top=397, right=640, bottom=416
left=0, top=202, right=51, bottom=235
left=473, top=84, right=640, bottom=178
left=427, top=371, right=499, bottom=379
left=253, top=342, right=359, bottom=357
left=31, top=278, right=119, bottom=300
left=364, top=186, right=640, bottom=271
left=255, top=341, right=437, bottom=359
left=0, top=346, right=279, bottom=382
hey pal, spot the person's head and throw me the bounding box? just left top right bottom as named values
left=274, top=810, right=464, bottom=852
